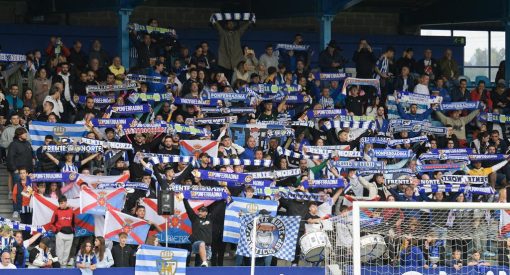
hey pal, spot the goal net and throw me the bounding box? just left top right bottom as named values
left=325, top=201, right=510, bottom=275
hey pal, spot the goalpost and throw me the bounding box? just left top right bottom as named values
left=325, top=201, right=510, bottom=275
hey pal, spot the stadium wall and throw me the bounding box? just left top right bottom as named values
left=0, top=23, right=463, bottom=71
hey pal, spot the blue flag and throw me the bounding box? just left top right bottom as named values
left=135, top=245, right=188, bottom=275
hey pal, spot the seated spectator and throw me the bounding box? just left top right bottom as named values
left=29, top=237, right=61, bottom=268
left=0, top=251, right=15, bottom=269
left=467, top=250, right=490, bottom=266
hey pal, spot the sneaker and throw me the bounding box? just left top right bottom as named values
left=12, top=211, right=19, bottom=220
left=67, top=258, right=75, bottom=267
left=200, top=261, right=208, bottom=267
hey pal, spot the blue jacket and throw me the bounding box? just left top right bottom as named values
left=5, top=95, right=23, bottom=116
left=400, top=246, right=425, bottom=267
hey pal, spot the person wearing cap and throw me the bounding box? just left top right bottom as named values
left=29, top=237, right=60, bottom=268
left=183, top=198, right=212, bottom=267
left=319, top=40, right=344, bottom=72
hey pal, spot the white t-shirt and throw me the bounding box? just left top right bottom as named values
left=0, top=263, right=16, bottom=269
left=413, top=83, right=430, bottom=95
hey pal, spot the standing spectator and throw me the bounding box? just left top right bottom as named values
left=352, top=39, right=376, bottom=79
left=373, top=47, right=395, bottom=96
left=495, top=60, right=505, bottom=84
left=183, top=199, right=211, bottom=267
left=11, top=167, right=32, bottom=231
left=6, top=127, right=32, bottom=199
left=395, top=48, right=416, bottom=74
left=68, top=40, right=88, bottom=71
left=94, top=236, right=114, bottom=268
left=130, top=32, right=159, bottom=70
left=201, top=41, right=217, bottom=69
left=43, top=85, right=64, bottom=118
left=319, top=40, right=344, bottom=72
left=33, top=68, right=52, bottom=106
left=76, top=240, right=97, bottom=274
left=5, top=84, right=23, bottom=118
left=45, top=36, right=70, bottom=58
left=213, top=20, right=252, bottom=80
left=416, top=48, right=439, bottom=80
left=259, top=45, right=279, bottom=73
left=438, top=48, right=460, bottom=83
left=88, top=40, right=110, bottom=68
left=434, top=109, right=480, bottom=146
left=111, top=232, right=134, bottom=267
left=492, top=82, right=509, bottom=112
left=47, top=195, right=75, bottom=267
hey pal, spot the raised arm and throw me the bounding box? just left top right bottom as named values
left=45, top=152, right=60, bottom=165
left=80, top=152, right=101, bottom=166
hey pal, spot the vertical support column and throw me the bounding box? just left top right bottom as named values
left=319, top=15, right=334, bottom=51
left=118, top=8, right=132, bottom=69
left=505, top=19, right=510, bottom=87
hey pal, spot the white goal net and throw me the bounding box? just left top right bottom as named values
left=325, top=201, right=510, bottom=275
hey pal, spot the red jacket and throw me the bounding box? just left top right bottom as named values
left=47, top=207, right=75, bottom=234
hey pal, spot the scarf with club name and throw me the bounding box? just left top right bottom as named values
left=105, top=104, right=151, bottom=115
left=387, top=136, right=429, bottom=146
left=42, top=144, right=103, bottom=153
left=441, top=175, right=488, bottom=185
left=416, top=163, right=467, bottom=172
left=418, top=184, right=494, bottom=195
left=192, top=169, right=254, bottom=184
left=91, top=118, right=135, bottom=128
left=279, top=190, right=324, bottom=202
left=201, top=107, right=256, bottom=114
left=79, top=137, right=133, bottom=150
left=331, top=160, right=385, bottom=170
left=173, top=97, right=220, bottom=106
left=323, top=120, right=376, bottom=130
left=246, top=168, right=301, bottom=179
left=277, top=147, right=361, bottom=160
left=186, top=116, right=238, bottom=126
left=314, top=72, right=350, bottom=81
left=301, top=179, right=345, bottom=189
left=397, top=91, right=443, bottom=105
left=96, top=182, right=149, bottom=191
left=440, top=101, right=480, bottom=111
left=126, top=74, right=172, bottom=84
left=78, top=96, right=115, bottom=105
left=357, top=168, right=415, bottom=176
left=368, top=149, right=413, bottom=159
left=171, top=184, right=229, bottom=200
left=123, top=123, right=167, bottom=135
left=167, top=123, right=210, bottom=136
left=306, top=109, right=347, bottom=119
left=86, top=83, right=138, bottom=93
left=275, top=44, right=310, bottom=51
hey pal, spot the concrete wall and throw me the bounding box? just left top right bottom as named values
left=0, top=1, right=400, bottom=35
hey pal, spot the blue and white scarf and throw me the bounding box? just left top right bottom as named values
left=167, top=123, right=210, bottom=136
left=192, top=169, right=253, bottom=184
left=331, top=160, right=385, bottom=170
left=440, top=101, right=480, bottom=111
left=341, top=78, right=380, bottom=95
left=86, top=83, right=138, bottom=93
left=279, top=191, right=324, bottom=202
left=172, top=184, right=229, bottom=200
left=275, top=44, right=310, bottom=51
left=441, top=175, right=488, bottom=185
left=0, top=53, right=26, bottom=62
left=0, top=217, right=45, bottom=233
left=368, top=149, right=414, bottom=159
left=314, top=72, right=350, bottom=81
left=479, top=112, right=510, bottom=124
left=301, top=179, right=345, bottom=189
left=187, top=116, right=238, bottom=126
left=209, top=157, right=273, bottom=167
left=387, top=136, right=429, bottom=147
left=126, top=74, right=172, bottom=84
left=107, top=104, right=151, bottom=115
left=173, top=97, right=219, bottom=106
left=42, top=144, right=103, bottom=153
left=201, top=107, right=256, bottom=114
left=210, top=12, right=256, bottom=23
left=397, top=91, right=442, bottom=105
left=78, top=96, right=115, bottom=105
left=306, top=109, right=347, bottom=119
left=416, top=163, right=467, bottom=172
left=128, top=92, right=173, bottom=103
left=91, top=118, right=135, bottom=127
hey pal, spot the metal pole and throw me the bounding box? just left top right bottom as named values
left=165, top=216, right=168, bottom=247
left=505, top=19, right=510, bottom=87
left=352, top=203, right=361, bottom=275
left=118, top=8, right=132, bottom=69
left=319, top=15, right=334, bottom=51
left=250, top=216, right=259, bottom=275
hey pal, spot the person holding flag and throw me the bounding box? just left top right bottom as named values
left=183, top=197, right=212, bottom=267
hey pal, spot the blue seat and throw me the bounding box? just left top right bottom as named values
left=474, top=75, right=492, bottom=87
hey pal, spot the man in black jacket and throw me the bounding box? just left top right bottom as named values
left=352, top=39, right=376, bottom=79
left=183, top=198, right=212, bottom=267
left=7, top=127, right=33, bottom=174
left=111, top=232, right=135, bottom=267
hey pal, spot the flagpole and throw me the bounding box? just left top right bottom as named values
left=165, top=216, right=168, bottom=248
left=250, top=216, right=258, bottom=275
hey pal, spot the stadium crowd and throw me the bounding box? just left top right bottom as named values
left=0, top=14, right=509, bottom=271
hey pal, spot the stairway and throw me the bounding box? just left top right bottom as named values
left=0, top=166, right=12, bottom=219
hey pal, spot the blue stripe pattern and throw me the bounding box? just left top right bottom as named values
left=223, top=197, right=278, bottom=243
left=29, top=121, right=88, bottom=150
left=135, top=245, right=187, bottom=275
